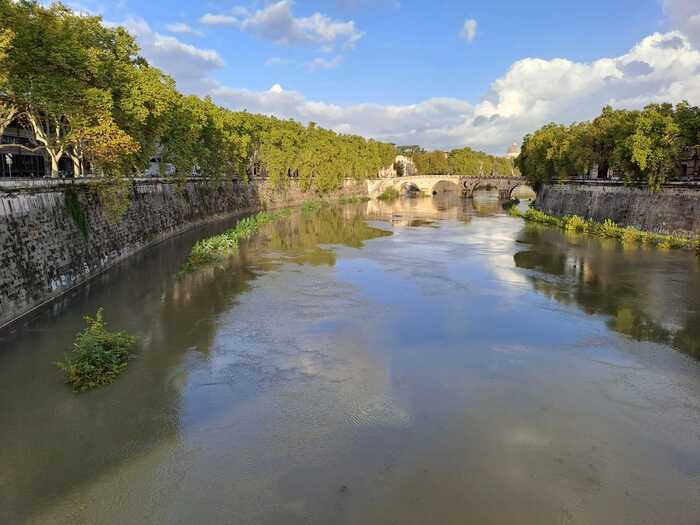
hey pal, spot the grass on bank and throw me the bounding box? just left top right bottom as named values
left=509, top=206, right=698, bottom=253
left=57, top=308, right=137, bottom=393
left=181, top=195, right=371, bottom=274
left=181, top=209, right=291, bottom=273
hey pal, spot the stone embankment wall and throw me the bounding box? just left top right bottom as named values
left=535, top=182, right=700, bottom=238
left=0, top=177, right=366, bottom=328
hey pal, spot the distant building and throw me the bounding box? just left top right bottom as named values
left=680, top=146, right=700, bottom=180
left=506, top=142, right=520, bottom=159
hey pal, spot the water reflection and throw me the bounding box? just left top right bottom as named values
left=1, top=195, right=699, bottom=525
left=514, top=224, right=700, bottom=359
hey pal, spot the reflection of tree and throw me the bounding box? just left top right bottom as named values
left=514, top=227, right=700, bottom=360
left=263, top=205, right=391, bottom=266
left=0, top=204, right=393, bottom=524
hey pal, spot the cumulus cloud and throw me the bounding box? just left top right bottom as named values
left=118, top=18, right=224, bottom=94
left=201, top=1, right=363, bottom=50
left=306, top=55, right=343, bottom=71
left=205, top=32, right=700, bottom=154
left=165, top=22, right=202, bottom=36
left=265, top=57, right=297, bottom=66
left=199, top=13, right=238, bottom=26
left=460, top=18, right=477, bottom=42
left=663, top=0, right=700, bottom=48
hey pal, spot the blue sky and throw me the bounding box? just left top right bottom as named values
left=69, top=0, right=700, bottom=153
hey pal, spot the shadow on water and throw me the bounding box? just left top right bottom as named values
left=0, top=204, right=389, bottom=525
left=513, top=223, right=700, bottom=360
left=1, top=194, right=699, bottom=525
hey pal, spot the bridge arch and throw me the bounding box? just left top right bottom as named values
left=508, top=183, right=536, bottom=200
left=400, top=181, right=421, bottom=195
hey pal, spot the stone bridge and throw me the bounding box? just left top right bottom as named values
left=368, top=175, right=533, bottom=200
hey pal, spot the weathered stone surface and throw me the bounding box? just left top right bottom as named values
left=0, top=177, right=367, bottom=328
left=536, top=183, right=700, bottom=238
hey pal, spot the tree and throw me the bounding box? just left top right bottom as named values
left=614, top=104, right=681, bottom=189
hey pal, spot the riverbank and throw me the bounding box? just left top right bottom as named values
left=535, top=182, right=700, bottom=239
left=510, top=206, right=699, bottom=252
left=0, top=177, right=367, bottom=329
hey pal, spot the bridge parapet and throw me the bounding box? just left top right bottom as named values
left=368, top=175, right=532, bottom=199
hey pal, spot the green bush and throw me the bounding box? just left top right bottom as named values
left=377, top=187, right=400, bottom=201
left=595, top=219, right=622, bottom=239
left=57, top=309, right=136, bottom=392
left=523, top=208, right=561, bottom=226
left=621, top=226, right=643, bottom=244
left=562, top=215, right=589, bottom=233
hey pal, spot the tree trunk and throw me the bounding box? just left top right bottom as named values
left=48, top=153, right=59, bottom=177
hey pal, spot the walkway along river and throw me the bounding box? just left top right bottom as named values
left=1, top=194, right=699, bottom=524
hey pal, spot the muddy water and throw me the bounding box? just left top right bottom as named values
left=1, top=194, right=699, bottom=524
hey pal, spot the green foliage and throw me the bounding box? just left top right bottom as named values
left=65, top=188, right=88, bottom=239
left=518, top=102, right=696, bottom=189
left=513, top=209, right=697, bottom=253
left=181, top=209, right=291, bottom=272
left=409, top=146, right=517, bottom=177
left=377, top=187, right=400, bottom=201
left=0, top=1, right=398, bottom=198
left=621, top=226, right=644, bottom=244
left=57, top=308, right=136, bottom=392
left=595, top=219, right=621, bottom=239
left=562, top=215, right=590, bottom=233
left=523, top=208, right=562, bottom=226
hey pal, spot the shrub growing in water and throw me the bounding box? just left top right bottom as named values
left=595, top=219, right=622, bottom=239
left=181, top=209, right=291, bottom=273
left=562, top=215, right=589, bottom=233
left=57, top=309, right=136, bottom=392
left=377, top=187, right=400, bottom=201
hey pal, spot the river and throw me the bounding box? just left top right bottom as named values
left=1, top=194, right=699, bottom=524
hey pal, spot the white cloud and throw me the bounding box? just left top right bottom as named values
left=461, top=18, right=477, bottom=42
left=663, top=0, right=700, bottom=48
left=199, top=13, right=238, bottom=26
left=165, top=22, right=202, bottom=36
left=117, top=18, right=224, bottom=94
left=202, top=1, right=363, bottom=50
left=205, top=32, right=700, bottom=154
left=265, top=57, right=297, bottom=66
left=306, top=55, right=343, bottom=71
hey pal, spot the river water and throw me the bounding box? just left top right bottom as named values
left=1, top=194, right=699, bottom=524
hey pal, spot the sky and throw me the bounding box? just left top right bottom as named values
left=63, top=0, right=700, bottom=155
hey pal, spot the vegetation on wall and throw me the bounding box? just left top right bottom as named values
left=64, top=188, right=89, bottom=239
left=517, top=102, right=700, bottom=189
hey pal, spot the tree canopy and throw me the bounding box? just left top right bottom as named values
left=0, top=0, right=397, bottom=190
left=517, top=103, right=699, bottom=189
left=409, top=147, right=517, bottom=177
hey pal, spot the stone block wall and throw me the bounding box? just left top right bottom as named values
left=0, top=177, right=367, bottom=328
left=535, top=183, right=700, bottom=238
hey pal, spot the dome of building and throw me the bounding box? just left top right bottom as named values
left=506, top=142, right=520, bottom=159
